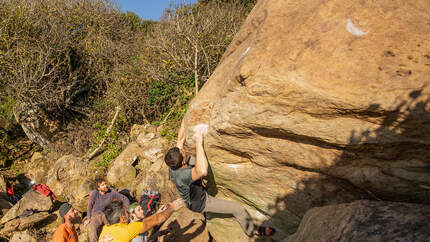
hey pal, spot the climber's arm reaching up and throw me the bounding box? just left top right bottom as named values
left=191, top=129, right=208, bottom=181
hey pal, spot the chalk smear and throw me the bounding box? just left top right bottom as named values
left=346, top=18, right=369, bottom=37
left=193, top=124, right=208, bottom=136
left=228, top=164, right=241, bottom=174
left=241, top=47, right=251, bottom=58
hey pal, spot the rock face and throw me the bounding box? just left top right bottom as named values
left=183, top=0, right=430, bottom=239
left=285, top=200, right=430, bottom=242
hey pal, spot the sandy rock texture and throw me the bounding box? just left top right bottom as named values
left=10, top=230, right=37, bottom=242
left=285, top=200, right=430, bottom=242
left=46, top=155, right=93, bottom=211
left=183, top=0, right=430, bottom=239
left=158, top=208, right=210, bottom=242
left=107, top=124, right=178, bottom=202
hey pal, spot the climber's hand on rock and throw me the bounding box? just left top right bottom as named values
left=193, top=131, right=203, bottom=142
left=193, top=124, right=208, bottom=142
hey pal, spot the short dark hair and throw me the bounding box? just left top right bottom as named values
left=95, top=178, right=106, bottom=188
left=164, top=147, right=183, bottom=170
left=103, top=200, right=126, bottom=224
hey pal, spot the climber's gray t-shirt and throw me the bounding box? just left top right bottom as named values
left=169, top=156, right=207, bottom=212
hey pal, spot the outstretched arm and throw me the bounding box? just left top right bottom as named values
left=191, top=131, right=208, bottom=181
left=141, top=199, right=184, bottom=233
left=176, top=119, right=186, bottom=149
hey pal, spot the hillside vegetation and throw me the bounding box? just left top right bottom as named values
left=0, top=0, right=255, bottom=163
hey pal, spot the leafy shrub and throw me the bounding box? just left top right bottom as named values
left=0, top=0, right=257, bottom=154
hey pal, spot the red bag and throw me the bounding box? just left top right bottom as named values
left=31, top=184, right=56, bottom=200
left=7, top=184, right=14, bottom=196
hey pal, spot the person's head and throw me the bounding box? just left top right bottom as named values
left=95, top=178, right=108, bottom=193
left=129, top=202, right=145, bottom=221
left=59, top=203, right=80, bottom=224
left=103, top=200, right=129, bottom=224
left=164, top=147, right=186, bottom=170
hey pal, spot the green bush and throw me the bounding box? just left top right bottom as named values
left=0, top=97, right=16, bottom=124
left=0, top=0, right=256, bottom=154
left=95, top=143, right=121, bottom=169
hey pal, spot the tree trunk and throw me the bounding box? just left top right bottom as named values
left=13, top=102, right=53, bottom=150
left=194, top=44, right=199, bottom=95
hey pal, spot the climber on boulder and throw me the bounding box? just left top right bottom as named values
left=164, top=120, right=276, bottom=238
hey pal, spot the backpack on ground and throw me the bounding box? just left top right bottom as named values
left=31, top=183, right=57, bottom=200
left=139, top=190, right=161, bottom=217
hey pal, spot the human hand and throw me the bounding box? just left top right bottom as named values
left=156, top=204, right=168, bottom=214
left=83, top=218, right=90, bottom=227
left=169, top=198, right=184, bottom=211
left=193, top=124, right=208, bottom=140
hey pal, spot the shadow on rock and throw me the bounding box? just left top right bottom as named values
left=254, top=88, right=430, bottom=241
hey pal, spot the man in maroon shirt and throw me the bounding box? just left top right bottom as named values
left=85, top=178, right=130, bottom=242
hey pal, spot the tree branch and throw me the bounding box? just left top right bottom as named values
left=86, top=106, right=121, bottom=161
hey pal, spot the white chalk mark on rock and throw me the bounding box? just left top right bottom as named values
left=241, top=47, right=251, bottom=58
left=193, top=124, right=208, bottom=136
left=346, top=18, right=369, bottom=37
left=228, top=164, right=241, bottom=174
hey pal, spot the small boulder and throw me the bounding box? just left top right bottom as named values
left=106, top=142, right=142, bottom=187
left=46, top=155, right=92, bottom=211
left=158, top=208, right=210, bottom=242
left=1, top=212, right=50, bottom=234
left=0, top=190, right=53, bottom=224
left=0, top=198, right=12, bottom=215
left=10, top=230, right=37, bottom=242
left=107, top=127, right=169, bottom=190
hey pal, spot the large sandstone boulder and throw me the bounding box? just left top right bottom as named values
left=183, top=0, right=430, bottom=239
left=285, top=200, right=430, bottom=242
